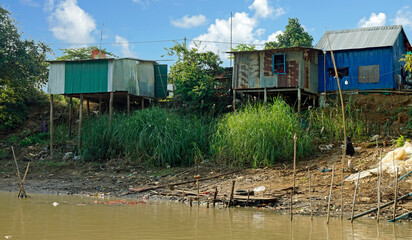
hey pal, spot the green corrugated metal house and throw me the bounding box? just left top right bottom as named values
left=47, top=58, right=167, bottom=99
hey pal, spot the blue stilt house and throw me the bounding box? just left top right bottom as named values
left=316, top=25, right=411, bottom=92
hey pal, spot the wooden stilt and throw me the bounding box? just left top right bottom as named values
left=297, top=88, right=301, bottom=114
left=393, top=167, right=399, bottom=221
left=109, top=92, right=114, bottom=122
left=233, top=89, right=236, bottom=111
left=228, top=180, right=236, bottom=207
left=127, top=94, right=130, bottom=115
left=308, top=169, right=313, bottom=220
left=49, top=94, right=54, bottom=158
left=141, top=98, right=145, bottom=110
left=78, top=94, right=83, bottom=156
left=98, top=95, right=102, bottom=117
left=327, top=165, right=335, bottom=224
left=87, top=99, right=90, bottom=119
left=351, top=171, right=361, bottom=223
left=290, top=190, right=293, bottom=221
left=68, top=97, right=72, bottom=138
left=264, top=88, right=267, bottom=103
left=246, top=190, right=250, bottom=207
left=293, top=133, right=297, bottom=192
left=312, top=95, right=316, bottom=107
left=196, top=178, right=200, bottom=205
left=377, top=149, right=382, bottom=222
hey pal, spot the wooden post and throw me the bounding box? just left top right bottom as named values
left=78, top=94, right=83, bottom=156
left=68, top=97, right=72, bottom=138
left=213, top=187, right=218, bottom=207
left=109, top=92, right=114, bottom=122
left=98, top=95, right=102, bottom=117
left=87, top=99, right=90, bottom=119
left=290, top=190, right=293, bottom=221
left=308, top=169, right=313, bottom=220
left=127, top=94, right=130, bottom=115
left=312, top=95, right=316, bottom=107
left=246, top=190, right=250, bottom=207
left=393, top=167, right=399, bottom=221
left=327, top=165, right=335, bottom=224
left=297, top=88, right=301, bottom=114
left=377, top=149, right=382, bottom=222
left=228, top=180, right=236, bottom=207
left=233, top=89, right=236, bottom=111
left=293, top=133, right=297, bottom=192
left=196, top=178, right=200, bottom=205
left=264, top=88, right=267, bottom=103
left=141, top=98, right=144, bottom=110
left=351, top=171, right=361, bottom=223
left=189, top=197, right=192, bottom=207
left=49, top=94, right=54, bottom=158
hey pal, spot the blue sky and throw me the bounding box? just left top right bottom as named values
left=2, top=0, right=412, bottom=66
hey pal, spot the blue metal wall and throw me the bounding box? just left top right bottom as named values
left=318, top=47, right=395, bottom=92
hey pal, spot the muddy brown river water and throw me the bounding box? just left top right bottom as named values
left=0, top=192, right=411, bottom=239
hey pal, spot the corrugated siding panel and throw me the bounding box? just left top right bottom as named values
left=64, top=60, right=108, bottom=94
left=154, top=64, right=168, bottom=99
left=318, top=47, right=394, bottom=91
left=47, top=63, right=65, bottom=94
left=112, top=59, right=138, bottom=95
left=137, top=62, right=155, bottom=98
left=316, top=25, right=402, bottom=51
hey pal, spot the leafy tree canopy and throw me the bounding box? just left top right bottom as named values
left=231, top=44, right=256, bottom=52
left=264, top=18, right=313, bottom=49
left=0, top=5, right=51, bottom=129
left=401, top=53, right=412, bottom=72
left=165, top=42, right=229, bottom=114
left=56, top=46, right=118, bottom=60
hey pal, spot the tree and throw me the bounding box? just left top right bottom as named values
left=56, top=46, right=118, bottom=60
left=0, top=6, right=51, bottom=129
left=165, top=42, right=228, bottom=114
left=231, top=44, right=256, bottom=52
left=400, top=53, right=412, bottom=72
left=264, top=18, right=313, bottom=49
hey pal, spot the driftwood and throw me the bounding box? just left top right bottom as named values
left=129, top=169, right=244, bottom=193
left=348, top=192, right=412, bottom=220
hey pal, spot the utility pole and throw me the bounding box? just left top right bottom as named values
left=230, top=12, right=233, bottom=67
left=184, top=36, right=187, bottom=49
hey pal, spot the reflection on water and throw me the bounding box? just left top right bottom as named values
left=1, top=191, right=411, bottom=240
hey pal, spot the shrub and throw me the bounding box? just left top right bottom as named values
left=211, top=98, right=313, bottom=167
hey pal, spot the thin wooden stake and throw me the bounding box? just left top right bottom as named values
left=213, top=187, right=218, bottom=207
left=351, top=171, right=361, bottom=223
left=11, top=146, right=21, bottom=181
left=308, top=169, right=313, bottom=220
left=327, top=165, right=335, bottom=224
left=246, top=189, right=250, bottom=207
left=98, top=95, right=102, bottom=117
left=196, top=178, right=200, bottom=205
left=50, top=94, right=54, bottom=157
left=109, top=92, right=114, bottom=122
left=189, top=197, right=192, bottom=207
left=377, top=149, right=382, bottom=222
left=393, top=167, right=399, bottom=221
left=290, top=190, right=293, bottom=221
left=228, top=180, right=236, bottom=207
left=18, top=162, right=30, bottom=198
left=87, top=99, right=90, bottom=119
left=127, top=94, right=130, bottom=115
left=293, top=133, right=297, bottom=193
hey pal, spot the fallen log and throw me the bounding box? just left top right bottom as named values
left=129, top=168, right=245, bottom=193
left=348, top=192, right=412, bottom=220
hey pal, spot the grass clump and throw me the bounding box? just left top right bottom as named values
left=211, top=98, right=313, bottom=167
left=81, top=107, right=210, bottom=167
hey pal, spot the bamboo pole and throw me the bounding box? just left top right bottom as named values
left=351, top=171, right=361, bottom=223
left=293, top=133, right=297, bottom=193
left=109, top=92, right=114, bottom=122
left=377, top=149, right=382, bottom=222
left=196, top=178, right=200, bottom=205
left=98, top=95, right=102, bottom=117
left=68, top=96, right=72, bottom=138
left=127, top=94, right=130, bottom=115
left=297, top=89, right=301, bottom=114
left=228, top=180, right=236, bottom=207
left=18, top=162, right=30, bottom=198
left=393, top=167, right=399, bottom=221
left=308, top=168, right=313, bottom=220
left=87, top=99, right=90, bottom=119
left=78, top=94, right=83, bottom=156
left=326, top=31, right=347, bottom=220
left=290, top=190, right=293, bottom=221
left=327, top=165, right=335, bottom=224
left=49, top=94, right=54, bottom=158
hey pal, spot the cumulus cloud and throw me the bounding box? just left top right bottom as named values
left=392, top=6, right=412, bottom=29
left=115, top=35, right=136, bottom=58
left=43, top=0, right=54, bottom=11
left=171, top=14, right=207, bottom=28
left=357, top=12, right=386, bottom=28
left=190, top=0, right=284, bottom=59
left=48, top=0, right=96, bottom=45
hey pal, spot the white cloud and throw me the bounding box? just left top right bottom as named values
left=171, top=14, right=207, bottom=28
left=249, top=0, right=273, bottom=18
left=48, top=0, right=96, bottom=45
left=43, top=0, right=54, bottom=11
left=132, top=0, right=158, bottom=8
left=115, top=35, right=136, bottom=58
left=392, top=6, right=412, bottom=29
left=274, top=7, right=286, bottom=18
left=357, top=12, right=386, bottom=28
left=20, top=0, right=40, bottom=7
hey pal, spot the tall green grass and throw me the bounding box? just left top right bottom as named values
left=81, top=108, right=211, bottom=167
left=211, top=98, right=313, bottom=167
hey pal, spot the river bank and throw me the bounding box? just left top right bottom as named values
left=1, top=140, right=411, bottom=222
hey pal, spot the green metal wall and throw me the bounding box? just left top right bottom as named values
left=64, top=60, right=109, bottom=94
left=154, top=64, right=168, bottom=98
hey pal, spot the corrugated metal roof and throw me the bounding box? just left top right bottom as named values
left=315, top=25, right=403, bottom=51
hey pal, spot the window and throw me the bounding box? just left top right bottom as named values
left=273, top=54, right=286, bottom=74
left=358, top=65, right=379, bottom=83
